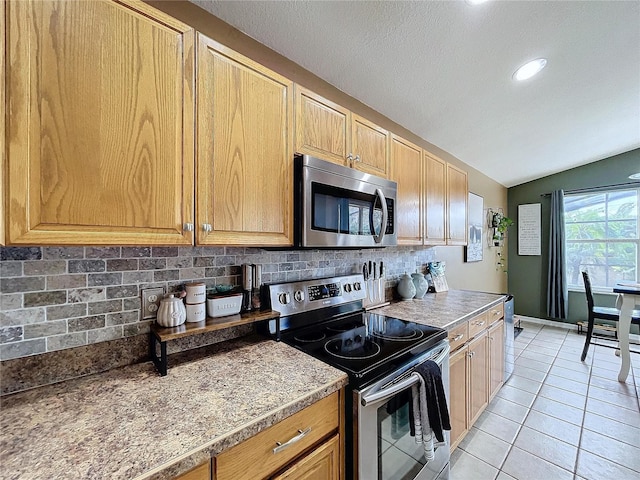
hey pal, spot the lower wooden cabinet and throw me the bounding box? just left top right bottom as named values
left=271, top=434, right=340, bottom=480
left=448, top=308, right=505, bottom=452
left=175, top=461, right=211, bottom=480
left=214, top=392, right=341, bottom=480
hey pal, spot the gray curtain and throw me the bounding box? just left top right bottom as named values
left=547, top=189, right=568, bottom=318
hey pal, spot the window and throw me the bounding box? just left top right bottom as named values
left=565, top=188, right=639, bottom=290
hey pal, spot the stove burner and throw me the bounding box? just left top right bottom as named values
left=324, top=338, right=381, bottom=360
left=371, top=318, right=424, bottom=342
left=326, top=321, right=362, bottom=333
left=293, top=332, right=327, bottom=343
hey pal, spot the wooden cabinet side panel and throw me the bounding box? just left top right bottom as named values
left=351, top=114, right=388, bottom=178
left=449, top=346, right=468, bottom=451
left=468, top=333, right=488, bottom=426
left=174, top=461, right=211, bottom=480
left=271, top=434, right=340, bottom=480
left=391, top=135, right=423, bottom=245
left=196, top=37, right=293, bottom=246
left=424, top=153, right=446, bottom=245
left=488, top=319, right=505, bottom=401
left=7, top=0, right=194, bottom=245
left=294, top=86, right=349, bottom=166
left=446, top=163, right=468, bottom=245
left=1, top=0, right=5, bottom=245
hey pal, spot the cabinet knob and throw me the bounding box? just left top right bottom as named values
left=354, top=154, right=361, bottom=163
left=183, top=223, right=194, bottom=232
left=453, top=334, right=464, bottom=341
left=202, top=223, right=212, bottom=233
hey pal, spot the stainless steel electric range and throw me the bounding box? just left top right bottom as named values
left=263, top=274, right=451, bottom=480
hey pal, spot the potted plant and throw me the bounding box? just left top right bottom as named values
left=491, top=212, right=513, bottom=246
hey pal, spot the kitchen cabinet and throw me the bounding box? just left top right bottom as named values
left=449, top=345, right=469, bottom=451
left=423, top=152, right=468, bottom=246
left=446, top=163, right=468, bottom=246
left=391, top=135, right=423, bottom=245
left=448, top=303, right=505, bottom=452
left=294, top=86, right=350, bottom=166
left=5, top=0, right=195, bottom=246
left=175, top=461, right=211, bottom=480
left=271, top=434, right=340, bottom=480
left=294, top=88, right=389, bottom=178
left=214, top=391, right=341, bottom=480
left=196, top=35, right=294, bottom=246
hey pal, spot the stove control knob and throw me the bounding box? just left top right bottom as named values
left=278, top=292, right=291, bottom=305
left=294, top=290, right=305, bottom=302
left=353, top=282, right=362, bottom=291
left=345, top=338, right=353, bottom=347
left=354, top=334, right=363, bottom=343
left=344, top=283, right=352, bottom=293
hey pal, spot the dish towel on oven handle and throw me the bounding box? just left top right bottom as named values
left=410, top=359, right=451, bottom=462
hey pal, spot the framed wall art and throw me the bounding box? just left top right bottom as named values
left=465, top=192, right=483, bottom=262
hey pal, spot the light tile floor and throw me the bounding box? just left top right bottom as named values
left=450, top=320, right=640, bottom=480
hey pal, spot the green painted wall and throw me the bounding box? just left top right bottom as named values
left=507, top=149, right=640, bottom=326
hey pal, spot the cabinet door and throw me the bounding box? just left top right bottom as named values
left=175, top=461, right=211, bottom=480
left=197, top=35, right=294, bottom=246
left=488, top=319, right=505, bottom=401
left=446, top=163, right=468, bottom=246
left=294, top=86, right=350, bottom=167
left=424, top=153, right=447, bottom=245
left=449, top=345, right=469, bottom=452
left=468, top=331, right=488, bottom=426
left=391, top=135, right=423, bottom=245
left=351, top=114, right=389, bottom=178
left=271, top=434, right=340, bottom=480
left=6, top=0, right=195, bottom=245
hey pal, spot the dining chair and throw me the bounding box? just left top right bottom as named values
left=580, top=271, right=640, bottom=361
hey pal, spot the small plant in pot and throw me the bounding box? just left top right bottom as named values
left=491, top=212, right=513, bottom=246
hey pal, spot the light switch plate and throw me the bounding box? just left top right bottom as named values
left=141, top=287, right=165, bottom=320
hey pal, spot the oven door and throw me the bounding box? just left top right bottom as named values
left=297, top=155, right=397, bottom=248
left=355, top=341, right=450, bottom=480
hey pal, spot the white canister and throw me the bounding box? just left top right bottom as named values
left=185, top=302, right=206, bottom=323
left=184, top=282, right=206, bottom=304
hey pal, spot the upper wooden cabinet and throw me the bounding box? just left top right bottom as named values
left=294, top=86, right=350, bottom=166
left=196, top=35, right=294, bottom=246
left=446, top=163, right=468, bottom=246
left=424, top=152, right=447, bottom=245
left=294, top=88, right=389, bottom=178
left=391, top=135, right=423, bottom=245
left=5, top=0, right=195, bottom=245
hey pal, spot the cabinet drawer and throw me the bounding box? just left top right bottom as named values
left=488, top=303, right=504, bottom=324
left=215, top=392, right=339, bottom=480
left=448, top=322, right=468, bottom=353
left=468, top=312, right=489, bottom=338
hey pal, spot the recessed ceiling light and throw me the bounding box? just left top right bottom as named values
left=466, top=0, right=490, bottom=5
left=513, top=58, right=548, bottom=81
left=629, top=173, right=640, bottom=180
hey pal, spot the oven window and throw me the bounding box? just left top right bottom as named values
left=311, top=183, right=382, bottom=236
left=377, top=392, right=426, bottom=480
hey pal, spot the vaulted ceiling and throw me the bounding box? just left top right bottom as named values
left=193, top=0, right=640, bottom=187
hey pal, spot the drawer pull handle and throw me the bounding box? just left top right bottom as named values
left=273, top=427, right=312, bottom=454
left=453, top=334, right=464, bottom=341
left=493, top=311, right=500, bottom=316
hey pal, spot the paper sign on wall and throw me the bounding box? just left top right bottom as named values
left=518, top=203, right=541, bottom=256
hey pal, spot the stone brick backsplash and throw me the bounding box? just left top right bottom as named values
left=0, top=245, right=436, bottom=361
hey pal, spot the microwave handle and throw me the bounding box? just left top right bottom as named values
left=373, top=188, right=388, bottom=244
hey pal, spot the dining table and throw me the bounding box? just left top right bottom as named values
left=613, top=282, right=640, bottom=382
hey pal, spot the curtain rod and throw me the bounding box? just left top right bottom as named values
left=540, top=181, right=640, bottom=197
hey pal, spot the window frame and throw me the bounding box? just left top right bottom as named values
left=564, top=187, right=639, bottom=292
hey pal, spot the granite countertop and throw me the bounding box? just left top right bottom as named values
left=373, top=290, right=507, bottom=329
left=0, top=335, right=348, bottom=480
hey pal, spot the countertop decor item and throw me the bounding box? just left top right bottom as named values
left=156, top=294, right=186, bottom=328
left=412, top=272, right=429, bottom=299
left=215, top=284, right=234, bottom=293
left=397, top=273, right=417, bottom=300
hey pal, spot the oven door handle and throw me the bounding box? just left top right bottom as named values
left=361, top=374, right=419, bottom=407
left=360, top=343, right=450, bottom=407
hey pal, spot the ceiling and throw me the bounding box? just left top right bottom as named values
left=192, top=0, right=640, bottom=188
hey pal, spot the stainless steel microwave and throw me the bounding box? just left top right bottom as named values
left=294, top=155, right=397, bottom=248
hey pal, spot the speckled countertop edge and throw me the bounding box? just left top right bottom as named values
left=0, top=335, right=348, bottom=480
